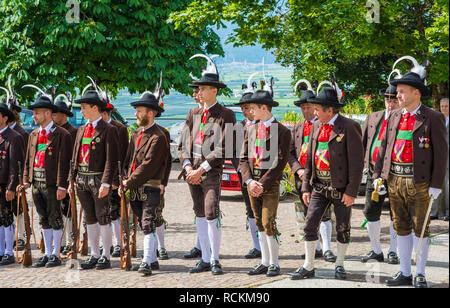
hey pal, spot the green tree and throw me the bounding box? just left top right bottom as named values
left=0, top=0, right=223, bottom=103
left=170, top=0, right=449, bottom=109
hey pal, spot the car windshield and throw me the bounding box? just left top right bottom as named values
left=69, top=107, right=86, bottom=126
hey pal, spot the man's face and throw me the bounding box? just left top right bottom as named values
left=249, top=104, right=268, bottom=121
left=240, top=104, right=254, bottom=121
left=52, top=112, right=67, bottom=126
left=396, top=84, right=420, bottom=109
left=135, top=106, right=154, bottom=127
left=198, top=85, right=218, bottom=104
left=0, top=113, right=8, bottom=130
left=313, top=104, right=333, bottom=124
left=32, top=108, right=51, bottom=126
left=300, top=103, right=315, bottom=121
left=384, top=95, right=400, bottom=112
left=80, top=103, right=98, bottom=121
left=101, top=111, right=110, bottom=122
left=193, top=88, right=201, bottom=104
left=440, top=100, right=449, bottom=117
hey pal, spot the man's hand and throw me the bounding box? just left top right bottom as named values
left=186, top=168, right=204, bottom=185
left=302, top=192, right=311, bottom=207
left=296, top=169, right=305, bottom=179
left=6, top=190, right=15, bottom=202
left=98, top=186, right=110, bottom=199
left=341, top=194, right=355, bottom=207
left=16, top=183, right=30, bottom=193
left=57, top=189, right=67, bottom=201
left=248, top=180, right=264, bottom=198
left=160, top=185, right=165, bottom=195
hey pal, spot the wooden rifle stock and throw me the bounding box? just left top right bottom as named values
left=68, top=160, right=78, bottom=263
left=18, top=161, right=32, bottom=267
left=118, top=161, right=132, bottom=270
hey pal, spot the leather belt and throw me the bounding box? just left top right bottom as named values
left=390, top=162, right=414, bottom=177
left=143, top=179, right=161, bottom=188
left=313, top=180, right=343, bottom=200
left=77, top=165, right=103, bottom=176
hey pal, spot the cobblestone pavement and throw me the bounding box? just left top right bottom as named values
left=1, top=163, right=448, bottom=288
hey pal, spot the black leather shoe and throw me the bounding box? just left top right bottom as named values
left=245, top=248, right=261, bottom=259
left=291, top=267, right=315, bottom=280
left=266, top=264, right=281, bottom=277
left=247, top=264, right=268, bottom=275
left=386, top=252, right=399, bottom=264
left=184, top=247, right=202, bottom=259
left=151, top=261, right=160, bottom=270
left=95, top=257, right=111, bottom=270
left=111, top=245, right=121, bottom=258
left=299, top=249, right=323, bottom=260
left=81, top=256, right=99, bottom=270
left=0, top=254, right=15, bottom=266
left=443, top=216, right=449, bottom=221
left=211, top=260, right=223, bottom=275
left=323, top=250, right=337, bottom=262
left=138, top=262, right=152, bottom=276
left=189, top=260, right=211, bottom=273
left=158, top=248, right=169, bottom=260
left=335, top=266, right=347, bottom=280
left=33, top=255, right=49, bottom=268
left=414, top=274, right=428, bottom=288
left=45, top=255, right=62, bottom=268
left=385, top=272, right=413, bottom=286
left=361, top=250, right=384, bottom=263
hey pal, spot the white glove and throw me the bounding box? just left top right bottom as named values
left=373, top=178, right=387, bottom=196
left=428, top=187, right=442, bottom=200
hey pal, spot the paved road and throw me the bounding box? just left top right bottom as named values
left=1, top=163, right=448, bottom=288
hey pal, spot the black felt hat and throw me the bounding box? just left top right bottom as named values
left=0, top=102, right=15, bottom=123
left=189, top=54, right=227, bottom=89
left=379, top=85, right=397, bottom=97
left=131, top=92, right=164, bottom=117
left=389, top=56, right=429, bottom=96
left=53, top=94, right=74, bottom=117
left=309, top=80, right=345, bottom=108
left=235, top=72, right=259, bottom=106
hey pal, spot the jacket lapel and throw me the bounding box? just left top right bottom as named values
left=46, top=124, right=58, bottom=147
left=329, top=115, right=344, bottom=143
left=413, top=105, right=426, bottom=133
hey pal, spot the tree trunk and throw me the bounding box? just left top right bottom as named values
left=431, top=82, right=449, bottom=110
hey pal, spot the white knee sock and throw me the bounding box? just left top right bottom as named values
left=4, top=225, right=15, bottom=256
left=143, top=233, right=156, bottom=265
left=266, top=235, right=280, bottom=266
left=17, top=214, right=24, bottom=240
left=87, top=223, right=100, bottom=258
left=196, top=217, right=211, bottom=263
left=303, top=241, right=317, bottom=271
left=52, top=229, right=63, bottom=257
left=412, top=234, right=419, bottom=259
left=320, top=220, right=332, bottom=252
left=388, top=221, right=398, bottom=254
left=336, top=242, right=349, bottom=268
left=397, top=233, right=413, bottom=277
left=99, top=224, right=112, bottom=259
left=207, top=218, right=221, bottom=262
left=156, top=225, right=165, bottom=250
left=414, top=235, right=430, bottom=276
left=248, top=218, right=261, bottom=251
left=42, top=228, right=53, bottom=257
left=259, top=231, right=270, bottom=266
left=63, top=217, right=72, bottom=247
left=111, top=219, right=121, bottom=246
left=0, top=226, right=5, bottom=256
left=195, top=236, right=201, bottom=250
left=152, top=242, right=158, bottom=263
left=367, top=220, right=382, bottom=254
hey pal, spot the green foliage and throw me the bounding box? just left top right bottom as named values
left=170, top=0, right=449, bottom=104
left=281, top=110, right=303, bottom=125
left=0, top=0, right=223, bottom=104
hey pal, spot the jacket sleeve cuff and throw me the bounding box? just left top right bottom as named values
left=200, top=161, right=212, bottom=172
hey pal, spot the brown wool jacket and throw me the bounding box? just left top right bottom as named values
left=123, top=124, right=169, bottom=190
left=0, top=127, right=23, bottom=191
left=362, top=110, right=386, bottom=170
left=239, top=119, right=292, bottom=189
left=156, top=124, right=172, bottom=187
left=24, top=124, right=72, bottom=188
left=373, top=104, right=448, bottom=189
left=301, top=114, right=364, bottom=198
left=289, top=119, right=315, bottom=175
left=178, top=103, right=236, bottom=172
left=70, top=119, right=118, bottom=185
left=61, top=121, right=78, bottom=145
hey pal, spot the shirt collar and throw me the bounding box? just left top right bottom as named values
left=402, top=103, right=422, bottom=116
left=0, top=126, right=9, bottom=134
left=40, top=121, right=54, bottom=134
left=9, top=122, right=16, bottom=129
left=261, top=116, right=275, bottom=128
left=88, top=116, right=103, bottom=128
left=246, top=118, right=256, bottom=124
left=306, top=117, right=317, bottom=124
left=142, top=122, right=155, bottom=133
left=204, top=101, right=218, bottom=112
left=327, top=114, right=339, bottom=126
left=107, top=117, right=112, bottom=124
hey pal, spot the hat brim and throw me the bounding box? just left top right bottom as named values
left=309, top=97, right=344, bottom=108
left=28, top=103, right=59, bottom=112
left=55, top=109, right=74, bottom=117
left=130, top=101, right=164, bottom=115
left=75, top=97, right=106, bottom=108
left=190, top=81, right=227, bottom=89
left=390, top=79, right=429, bottom=96
left=294, top=98, right=315, bottom=107
left=379, top=89, right=397, bottom=97
left=243, top=98, right=279, bottom=107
